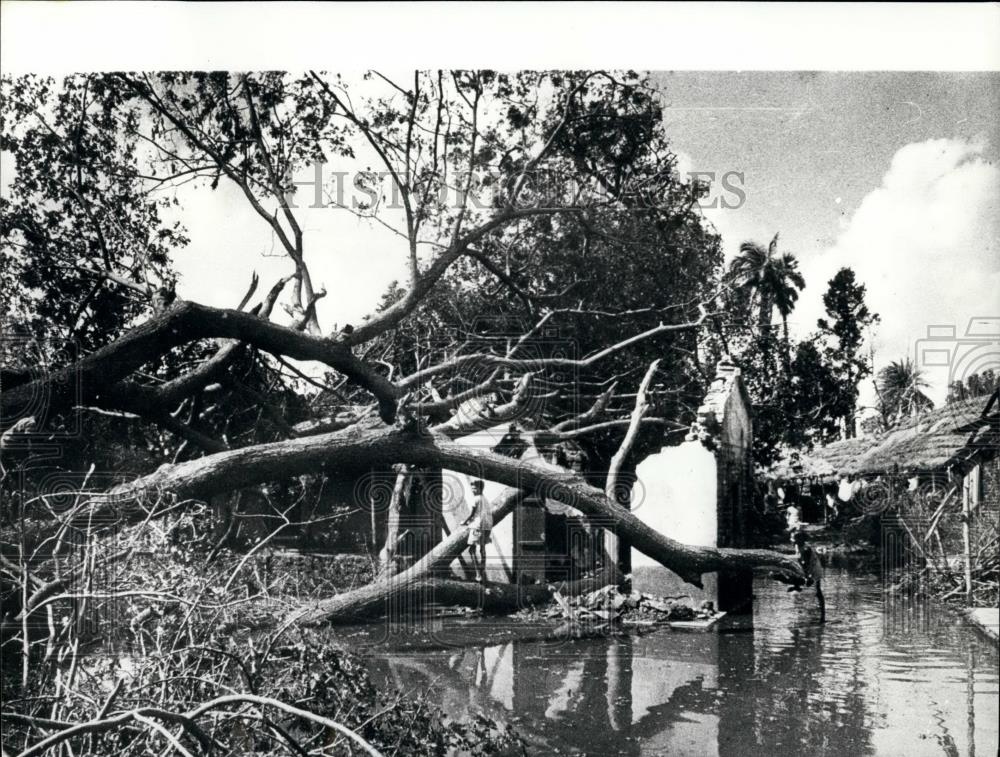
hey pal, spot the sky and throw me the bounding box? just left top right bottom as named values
left=5, top=71, right=997, bottom=407
left=652, top=72, right=1000, bottom=407
left=170, top=72, right=998, bottom=407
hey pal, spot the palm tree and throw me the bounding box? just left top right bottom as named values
left=729, top=233, right=806, bottom=359
left=876, top=357, right=933, bottom=423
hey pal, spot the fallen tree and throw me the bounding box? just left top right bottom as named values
left=295, top=575, right=619, bottom=626
left=3, top=69, right=807, bottom=753
left=93, top=424, right=802, bottom=584
left=8, top=422, right=802, bottom=628
left=100, top=425, right=800, bottom=626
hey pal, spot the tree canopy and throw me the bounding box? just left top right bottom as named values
left=1, top=69, right=827, bottom=756
left=2, top=70, right=808, bottom=581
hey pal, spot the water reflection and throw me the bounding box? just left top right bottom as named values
left=362, top=570, right=998, bottom=756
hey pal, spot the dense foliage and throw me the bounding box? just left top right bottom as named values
left=0, top=70, right=876, bottom=754
left=720, top=255, right=878, bottom=463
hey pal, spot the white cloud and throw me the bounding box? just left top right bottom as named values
left=166, top=137, right=1000, bottom=406
left=793, top=137, right=1000, bottom=406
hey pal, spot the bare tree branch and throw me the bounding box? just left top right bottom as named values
left=606, top=360, right=661, bottom=499
left=88, top=425, right=803, bottom=590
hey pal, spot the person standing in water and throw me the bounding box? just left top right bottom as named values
left=785, top=500, right=802, bottom=539
left=791, top=529, right=826, bottom=623
left=462, top=479, right=492, bottom=583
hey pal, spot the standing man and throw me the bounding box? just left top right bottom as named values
left=791, top=530, right=826, bottom=623
left=825, top=490, right=839, bottom=523
left=462, top=479, right=492, bottom=583
left=785, top=500, right=802, bottom=539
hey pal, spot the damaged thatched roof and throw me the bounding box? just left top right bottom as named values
left=858, top=391, right=998, bottom=474
left=769, top=390, right=999, bottom=480
left=767, top=436, right=876, bottom=481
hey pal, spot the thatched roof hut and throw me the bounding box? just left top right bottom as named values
left=858, top=392, right=998, bottom=474
left=768, top=390, right=999, bottom=481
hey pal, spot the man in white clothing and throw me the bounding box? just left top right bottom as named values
left=462, top=479, right=492, bottom=583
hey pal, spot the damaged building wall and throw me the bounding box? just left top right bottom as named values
left=435, top=359, right=757, bottom=599
left=630, top=358, right=755, bottom=612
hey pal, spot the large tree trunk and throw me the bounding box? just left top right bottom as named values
left=419, top=433, right=803, bottom=587
left=402, top=574, right=617, bottom=615
left=297, top=575, right=616, bottom=625
left=13, top=425, right=802, bottom=626
left=91, top=423, right=802, bottom=594
left=289, top=488, right=528, bottom=625
left=0, top=300, right=400, bottom=427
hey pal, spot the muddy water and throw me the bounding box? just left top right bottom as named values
left=354, top=566, right=999, bottom=756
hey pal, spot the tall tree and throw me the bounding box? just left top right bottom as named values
left=817, top=267, right=879, bottom=437
left=728, top=233, right=805, bottom=350
left=723, top=266, right=878, bottom=461
left=719, top=233, right=808, bottom=463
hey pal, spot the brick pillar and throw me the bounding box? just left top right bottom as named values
left=702, top=357, right=754, bottom=614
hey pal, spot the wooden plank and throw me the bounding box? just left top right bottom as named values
left=667, top=611, right=727, bottom=632
left=923, top=486, right=958, bottom=542
left=962, top=471, right=975, bottom=605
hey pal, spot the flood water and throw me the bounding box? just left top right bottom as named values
left=353, top=564, right=999, bottom=756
